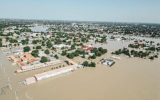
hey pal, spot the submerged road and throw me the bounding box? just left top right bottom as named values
left=0, top=51, right=20, bottom=100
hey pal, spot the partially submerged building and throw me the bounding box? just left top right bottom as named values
left=24, top=64, right=80, bottom=85
left=101, top=59, right=115, bottom=67
left=16, top=60, right=62, bottom=73
left=8, top=52, right=38, bottom=66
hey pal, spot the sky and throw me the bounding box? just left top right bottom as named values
left=0, top=0, right=160, bottom=23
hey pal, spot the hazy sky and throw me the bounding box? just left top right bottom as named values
left=0, top=0, right=160, bottom=23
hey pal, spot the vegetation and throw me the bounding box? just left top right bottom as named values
left=66, top=49, right=85, bottom=59
left=89, top=54, right=96, bottom=59
left=82, top=61, right=96, bottom=67
left=32, top=40, right=40, bottom=44
left=0, top=38, right=2, bottom=47
left=66, top=53, right=75, bottom=59
left=36, top=45, right=42, bottom=49
left=112, top=48, right=130, bottom=57
left=54, top=54, right=59, bottom=59
left=89, top=47, right=107, bottom=59
left=40, top=56, right=49, bottom=63
left=31, top=50, right=39, bottom=57
left=44, top=49, right=50, bottom=55
left=21, top=39, right=29, bottom=45
left=71, top=44, right=76, bottom=50
left=23, top=46, right=31, bottom=52
left=61, top=50, right=67, bottom=56
left=112, top=48, right=158, bottom=59
left=9, top=38, right=18, bottom=43
left=100, top=36, right=107, bottom=43
left=46, top=40, right=52, bottom=48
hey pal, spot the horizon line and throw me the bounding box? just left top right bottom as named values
left=0, top=17, right=160, bottom=25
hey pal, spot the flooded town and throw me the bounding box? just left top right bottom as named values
left=0, top=19, right=160, bottom=100
left=0, top=0, right=160, bottom=99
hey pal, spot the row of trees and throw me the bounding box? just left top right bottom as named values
left=112, top=48, right=158, bottom=59
left=23, top=46, right=52, bottom=57
left=128, top=43, right=160, bottom=52
left=112, top=48, right=130, bottom=56
left=64, top=47, right=107, bottom=59
left=128, top=43, right=145, bottom=49
left=90, top=47, right=107, bottom=59
left=66, top=49, right=85, bottom=59
left=145, top=46, right=160, bottom=52
left=82, top=61, right=96, bottom=67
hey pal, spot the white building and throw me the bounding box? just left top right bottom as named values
left=101, top=59, right=115, bottom=67
left=53, top=44, right=71, bottom=49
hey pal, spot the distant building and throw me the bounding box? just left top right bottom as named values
left=53, top=44, right=71, bottom=49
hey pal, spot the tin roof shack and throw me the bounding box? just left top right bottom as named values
left=101, top=59, right=115, bottom=67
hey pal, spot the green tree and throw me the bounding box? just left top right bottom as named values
left=46, top=41, right=52, bottom=48
left=67, top=53, right=75, bottom=59
left=82, top=61, right=89, bottom=66
left=54, top=54, right=59, bottom=59
left=31, top=50, right=39, bottom=57
left=21, top=39, right=28, bottom=45
left=89, top=62, right=96, bottom=67
left=0, top=41, right=2, bottom=47
left=44, top=49, right=50, bottom=55
left=71, top=44, right=76, bottom=50
left=101, top=36, right=107, bottom=43
left=36, top=46, right=42, bottom=49
left=90, top=54, right=96, bottom=59
left=40, top=56, right=48, bottom=63
left=61, top=50, right=67, bottom=56
left=23, top=46, right=31, bottom=52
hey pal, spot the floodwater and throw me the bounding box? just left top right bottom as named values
left=1, top=57, right=159, bottom=100
left=0, top=36, right=160, bottom=100
left=30, top=25, right=48, bottom=32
